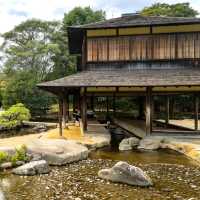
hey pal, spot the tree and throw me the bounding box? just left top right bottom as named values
left=48, top=7, right=106, bottom=79
left=0, top=19, right=59, bottom=113
left=63, top=7, right=105, bottom=27
left=140, top=3, right=198, bottom=17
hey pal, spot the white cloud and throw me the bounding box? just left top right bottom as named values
left=0, top=0, right=199, bottom=34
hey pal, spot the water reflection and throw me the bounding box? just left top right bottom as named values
left=89, top=146, right=199, bottom=166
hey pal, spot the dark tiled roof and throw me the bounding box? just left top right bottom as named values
left=72, top=15, right=200, bottom=29
left=38, top=69, right=200, bottom=88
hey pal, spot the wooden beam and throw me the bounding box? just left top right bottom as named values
left=73, top=94, right=76, bottom=113
left=165, top=96, right=170, bottom=125
left=91, top=95, right=94, bottom=111
left=58, top=98, right=63, bottom=136
left=194, top=94, right=199, bottom=131
left=146, top=87, right=152, bottom=135
left=62, top=94, right=69, bottom=129
left=113, top=94, right=116, bottom=116
left=106, top=96, right=109, bottom=117
left=81, top=88, right=87, bottom=131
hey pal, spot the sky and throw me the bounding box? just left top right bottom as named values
left=0, top=0, right=200, bottom=34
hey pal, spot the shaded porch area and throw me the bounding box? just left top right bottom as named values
left=37, top=69, right=200, bottom=136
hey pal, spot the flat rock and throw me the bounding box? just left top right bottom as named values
left=98, top=161, right=153, bottom=187
left=12, top=160, right=49, bottom=176
left=119, top=137, right=140, bottom=151
left=0, top=147, right=16, bottom=156
left=0, top=162, right=12, bottom=169
left=27, top=139, right=89, bottom=165
left=138, top=137, right=165, bottom=150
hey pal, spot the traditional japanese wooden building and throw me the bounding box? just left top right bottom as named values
left=38, top=14, right=200, bottom=136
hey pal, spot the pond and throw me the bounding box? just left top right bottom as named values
left=0, top=147, right=200, bottom=200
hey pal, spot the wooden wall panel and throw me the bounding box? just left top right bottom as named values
left=87, top=32, right=200, bottom=62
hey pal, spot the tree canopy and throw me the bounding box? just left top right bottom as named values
left=140, top=3, right=198, bottom=17
left=0, top=7, right=106, bottom=115
left=63, top=7, right=105, bottom=27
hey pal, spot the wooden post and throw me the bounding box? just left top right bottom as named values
left=138, top=96, right=144, bottom=120
left=113, top=94, right=116, bottom=116
left=62, top=93, right=69, bottom=129
left=194, top=94, right=199, bottom=131
left=165, top=96, right=170, bottom=125
left=91, top=95, right=94, bottom=111
left=106, top=97, right=109, bottom=116
left=81, top=88, right=87, bottom=131
left=146, top=87, right=152, bottom=135
left=58, top=98, right=63, bottom=136
left=73, top=94, right=76, bottom=113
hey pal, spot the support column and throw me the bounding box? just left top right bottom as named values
left=194, top=94, right=199, bottom=131
left=81, top=88, right=87, bottom=131
left=113, top=94, right=116, bottom=116
left=58, top=98, right=63, bottom=136
left=73, top=94, right=76, bottom=113
left=138, top=96, right=144, bottom=120
left=165, top=96, right=170, bottom=125
left=106, top=96, right=109, bottom=118
left=62, top=94, right=69, bottom=129
left=91, top=95, right=94, bottom=112
left=146, top=87, right=152, bottom=135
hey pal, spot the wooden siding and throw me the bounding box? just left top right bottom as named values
left=153, top=24, right=200, bottom=34
left=87, top=29, right=117, bottom=37
left=87, top=33, right=200, bottom=62
left=118, top=27, right=150, bottom=35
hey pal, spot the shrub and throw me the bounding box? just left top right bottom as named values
left=11, top=145, right=28, bottom=166
left=0, top=103, right=31, bottom=129
left=0, top=152, right=9, bottom=164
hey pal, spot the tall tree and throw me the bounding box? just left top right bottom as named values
left=0, top=19, right=59, bottom=112
left=48, top=7, right=106, bottom=79
left=63, top=7, right=105, bottom=27
left=140, top=3, right=198, bottom=17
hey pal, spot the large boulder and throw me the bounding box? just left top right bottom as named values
left=119, top=137, right=140, bottom=151
left=138, top=137, right=165, bottom=150
left=27, top=139, right=89, bottom=166
left=98, top=161, right=153, bottom=187
left=12, top=160, right=49, bottom=176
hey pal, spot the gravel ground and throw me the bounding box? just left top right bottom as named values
left=1, top=159, right=200, bottom=200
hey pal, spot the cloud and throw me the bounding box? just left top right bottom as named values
left=0, top=0, right=199, bottom=34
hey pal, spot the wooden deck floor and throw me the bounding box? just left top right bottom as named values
left=113, top=118, right=146, bottom=138
left=113, top=118, right=200, bottom=139
left=156, top=119, right=199, bottom=131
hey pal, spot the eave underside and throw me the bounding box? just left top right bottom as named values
left=38, top=69, right=200, bottom=92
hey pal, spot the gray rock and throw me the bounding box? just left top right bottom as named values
left=138, top=137, right=164, bottom=150
left=12, top=160, right=49, bottom=176
left=0, top=147, right=16, bottom=156
left=98, top=161, right=153, bottom=187
left=119, top=137, right=140, bottom=151
left=31, top=154, right=43, bottom=161
left=0, top=162, right=12, bottom=169
left=27, top=139, right=89, bottom=166
left=32, top=123, right=47, bottom=133
left=15, top=161, right=25, bottom=166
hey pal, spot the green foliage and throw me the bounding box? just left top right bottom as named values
left=0, top=103, right=30, bottom=129
left=63, top=7, right=105, bottom=27
left=11, top=145, right=28, bottom=166
left=0, top=152, right=9, bottom=164
left=0, top=145, right=28, bottom=166
left=140, top=3, right=198, bottom=17
left=0, top=8, right=105, bottom=115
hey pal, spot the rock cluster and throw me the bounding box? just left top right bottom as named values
left=12, top=160, right=49, bottom=175
left=119, top=137, right=140, bottom=151
left=98, top=161, right=153, bottom=187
